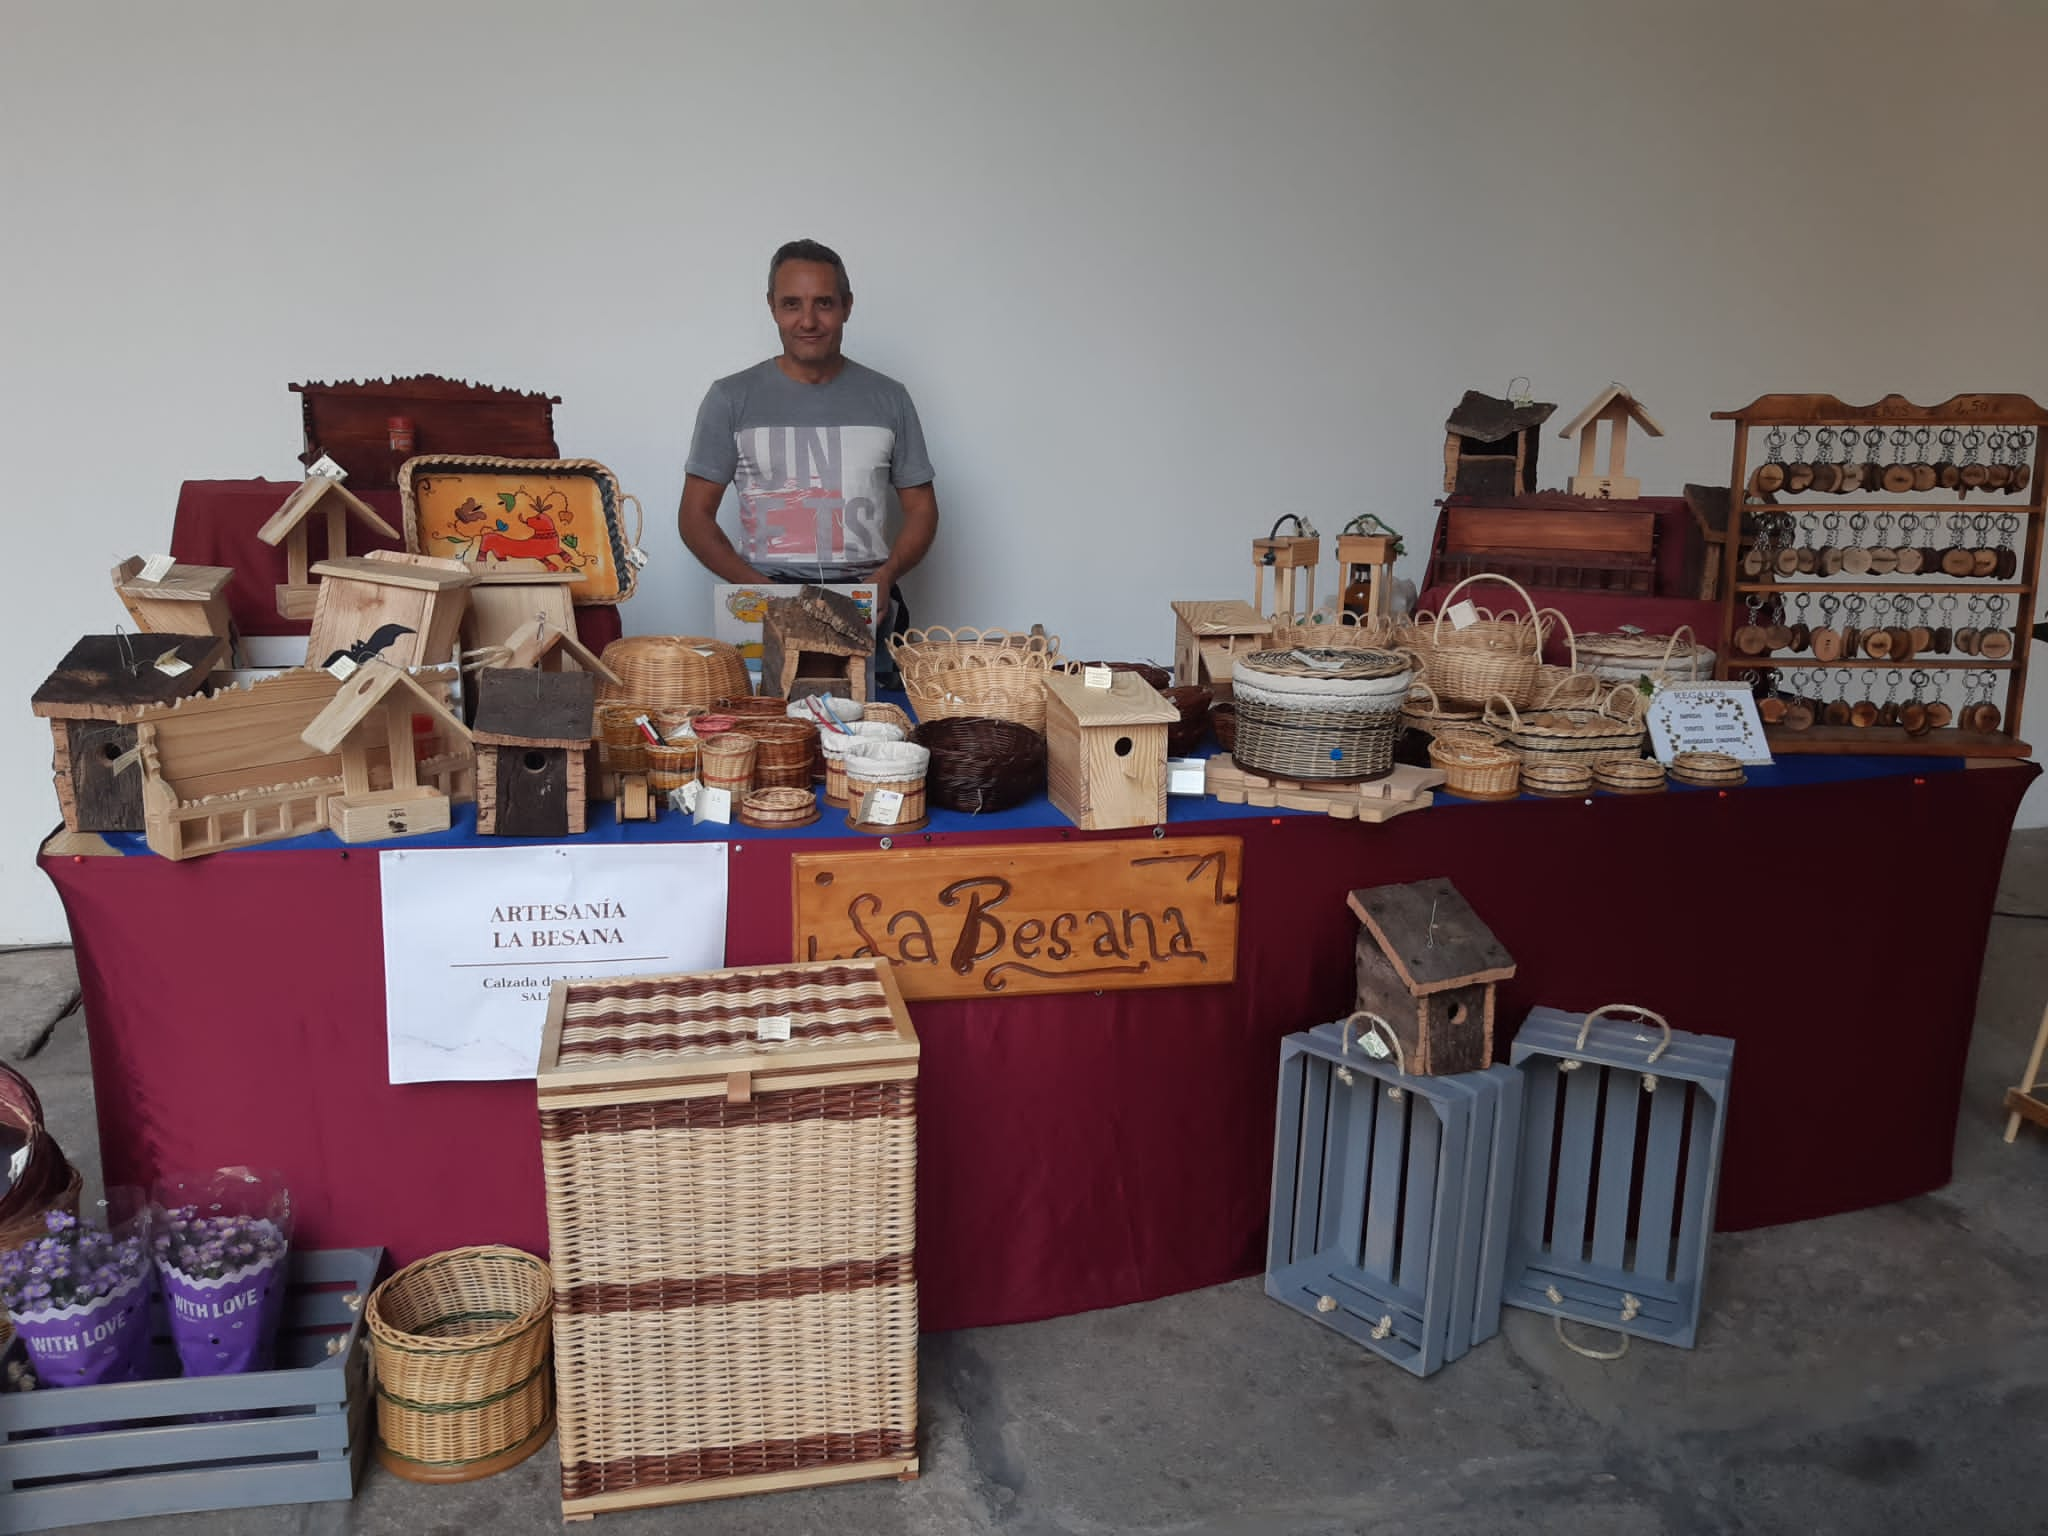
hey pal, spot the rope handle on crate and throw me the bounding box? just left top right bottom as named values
left=1341, top=513, right=1400, bottom=539
left=1338, top=1011, right=1406, bottom=1099
left=1431, top=573, right=1543, bottom=655
left=1560, top=1004, right=1673, bottom=1094
left=1546, top=1283, right=1640, bottom=1361
left=1266, top=513, right=1313, bottom=540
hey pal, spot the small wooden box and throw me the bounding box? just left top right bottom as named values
left=1268, top=1025, right=1521, bottom=1378
left=1044, top=671, right=1179, bottom=830
left=537, top=960, right=920, bottom=1519
left=1169, top=600, right=1272, bottom=698
left=331, top=785, right=452, bottom=844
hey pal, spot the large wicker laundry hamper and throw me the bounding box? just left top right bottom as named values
left=536, top=959, right=921, bottom=1518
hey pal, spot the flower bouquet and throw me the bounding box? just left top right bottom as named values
left=0, top=1194, right=153, bottom=1388
left=152, top=1170, right=292, bottom=1377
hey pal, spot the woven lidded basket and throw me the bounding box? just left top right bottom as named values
left=1576, top=624, right=1717, bottom=685
left=594, top=637, right=750, bottom=712
left=843, top=738, right=932, bottom=830
left=903, top=650, right=1077, bottom=735
left=1485, top=684, right=1647, bottom=769
left=367, top=1245, right=554, bottom=1484
left=1229, top=646, right=1414, bottom=783
left=536, top=960, right=922, bottom=1516
left=912, top=717, right=1047, bottom=814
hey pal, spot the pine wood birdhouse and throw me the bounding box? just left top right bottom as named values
left=110, top=557, right=236, bottom=650
left=1347, top=877, right=1516, bottom=1076
left=1043, top=670, right=1179, bottom=830
left=1560, top=384, right=1663, bottom=501
left=300, top=661, right=472, bottom=843
left=761, top=584, right=873, bottom=703
left=1252, top=516, right=1321, bottom=624
left=257, top=472, right=403, bottom=621
left=470, top=668, right=597, bottom=838
left=1443, top=391, right=1556, bottom=498
left=1170, top=600, right=1273, bottom=699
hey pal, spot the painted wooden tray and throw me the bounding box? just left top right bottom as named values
left=400, top=454, right=641, bottom=604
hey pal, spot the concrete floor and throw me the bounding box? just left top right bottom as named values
left=10, top=830, right=2048, bottom=1535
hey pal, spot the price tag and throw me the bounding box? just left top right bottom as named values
left=693, top=786, right=732, bottom=825
left=326, top=656, right=359, bottom=681
left=1356, top=1029, right=1392, bottom=1060
left=755, top=1014, right=792, bottom=1042
left=668, top=781, right=700, bottom=815
left=1083, top=665, right=1113, bottom=690
left=138, top=553, right=178, bottom=583
left=859, top=788, right=904, bottom=825
left=1447, top=600, right=1480, bottom=631
left=307, top=453, right=347, bottom=480
left=1167, top=758, right=1207, bottom=795
left=153, top=649, right=193, bottom=677
left=1618, top=623, right=1645, bottom=635
left=625, top=546, right=649, bottom=570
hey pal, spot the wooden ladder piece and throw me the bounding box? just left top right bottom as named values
left=2002, top=1001, right=2048, bottom=1142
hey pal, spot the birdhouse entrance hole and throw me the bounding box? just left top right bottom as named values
left=522, top=750, right=548, bottom=773
left=1114, top=736, right=1133, bottom=757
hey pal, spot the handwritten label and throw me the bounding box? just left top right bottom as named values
left=693, top=786, right=732, bottom=826
left=138, top=553, right=178, bottom=583
left=326, top=656, right=359, bottom=681
left=1645, top=683, right=1774, bottom=766
left=1447, top=600, right=1480, bottom=631
left=755, top=1013, right=792, bottom=1042
left=153, top=649, right=193, bottom=677
left=1083, top=665, right=1114, bottom=690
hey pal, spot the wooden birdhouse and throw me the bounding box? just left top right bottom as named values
left=502, top=620, right=621, bottom=682
left=471, top=668, right=597, bottom=838
left=257, top=472, right=403, bottom=621
left=1561, top=384, right=1663, bottom=501
left=1347, top=877, right=1516, bottom=1076
left=1252, top=517, right=1321, bottom=624
left=1334, top=516, right=1402, bottom=621
left=1170, top=600, right=1273, bottom=699
left=300, top=661, right=472, bottom=843
left=1444, top=391, right=1555, bottom=498
left=32, top=633, right=225, bottom=834
left=1044, top=670, right=1179, bottom=830
left=307, top=551, right=473, bottom=673
left=110, top=557, right=236, bottom=650
left=464, top=569, right=584, bottom=659
left=761, top=584, right=873, bottom=703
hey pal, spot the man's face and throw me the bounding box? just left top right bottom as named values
left=769, top=260, right=850, bottom=366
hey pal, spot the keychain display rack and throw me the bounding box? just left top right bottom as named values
left=1713, top=393, right=2047, bottom=757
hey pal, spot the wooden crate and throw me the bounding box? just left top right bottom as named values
left=1267, top=1022, right=1521, bottom=1378
left=1043, top=672, right=1177, bottom=830
left=0, top=1247, right=380, bottom=1533
left=1507, top=1005, right=1735, bottom=1349
left=1427, top=495, right=1659, bottom=594
left=537, top=960, right=921, bottom=1519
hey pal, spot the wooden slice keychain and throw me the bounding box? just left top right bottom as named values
left=1774, top=516, right=1804, bottom=577
left=1936, top=427, right=1963, bottom=491
left=1749, top=426, right=1789, bottom=497
left=1838, top=428, right=1867, bottom=496
left=1993, top=514, right=2020, bottom=581
left=1860, top=428, right=1887, bottom=495
left=1810, top=428, right=1843, bottom=495
left=1866, top=512, right=1899, bottom=576
left=1809, top=594, right=1845, bottom=662
left=1839, top=596, right=1865, bottom=660
left=1740, top=511, right=1785, bottom=580
left=1939, top=514, right=1976, bottom=578
left=1782, top=690, right=1817, bottom=731
left=1788, top=592, right=1813, bottom=653
left=1841, top=513, right=1873, bottom=575
left=1894, top=513, right=1925, bottom=575
left=1861, top=624, right=1894, bottom=660
left=1910, top=427, right=1939, bottom=493
left=1899, top=670, right=1934, bottom=737
left=1875, top=669, right=1903, bottom=729
left=1821, top=668, right=1855, bottom=728
left=1978, top=596, right=2014, bottom=660
left=1882, top=429, right=1918, bottom=494
left=2009, top=428, right=2034, bottom=495
left=1985, top=430, right=2014, bottom=492
left=1969, top=514, right=2000, bottom=577
left=1734, top=594, right=1772, bottom=656
left=1959, top=429, right=1990, bottom=493
left=1963, top=672, right=2002, bottom=735
left=1785, top=428, right=1816, bottom=494
left=1931, top=593, right=1958, bottom=655
left=1816, top=511, right=1845, bottom=576
left=1848, top=686, right=1881, bottom=729
left=1956, top=594, right=1982, bottom=656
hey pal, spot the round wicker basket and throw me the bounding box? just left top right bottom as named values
left=1418, top=575, right=1561, bottom=709
left=1429, top=730, right=1521, bottom=799
left=1670, top=750, right=1746, bottom=787
left=913, top=717, right=1047, bottom=813
left=738, top=786, right=820, bottom=828
left=820, top=721, right=908, bottom=806
left=1592, top=756, right=1668, bottom=794
left=730, top=719, right=815, bottom=789
left=644, top=741, right=698, bottom=793
left=887, top=626, right=1061, bottom=673
left=903, top=651, right=1078, bottom=735
left=716, top=695, right=790, bottom=718
left=1519, top=759, right=1595, bottom=796
left=843, top=739, right=932, bottom=832
left=1577, top=625, right=1717, bottom=686
left=1484, top=686, right=1648, bottom=770
left=1230, top=647, right=1413, bottom=783
left=698, top=732, right=757, bottom=795
left=593, top=636, right=750, bottom=712
left=367, top=1245, right=554, bottom=1484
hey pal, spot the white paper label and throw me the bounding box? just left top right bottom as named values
left=1083, top=665, right=1114, bottom=690
left=153, top=649, right=193, bottom=677
left=755, top=1014, right=792, bottom=1042
left=625, top=545, right=649, bottom=569
left=6, top=1145, right=28, bottom=1186
left=307, top=454, right=347, bottom=480
left=1289, top=649, right=1345, bottom=671
left=138, top=552, right=178, bottom=583
left=1447, top=600, right=1480, bottom=631
left=326, top=656, right=359, bottom=681
left=1356, top=1030, right=1392, bottom=1060
left=1167, top=758, right=1207, bottom=795
left=860, top=788, right=905, bottom=825
left=667, top=782, right=699, bottom=815
left=693, top=786, right=732, bottom=825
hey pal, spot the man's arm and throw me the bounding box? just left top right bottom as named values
left=877, top=482, right=938, bottom=592
left=677, top=473, right=765, bottom=584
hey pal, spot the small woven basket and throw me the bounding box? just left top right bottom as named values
left=698, top=732, right=757, bottom=796
left=1520, top=759, right=1594, bottom=796
left=1420, top=575, right=1559, bottom=709
left=1230, top=647, right=1413, bottom=783
left=1670, top=750, right=1745, bottom=787
left=1485, top=685, right=1648, bottom=770
left=913, top=717, right=1047, bottom=813
left=1398, top=676, right=1488, bottom=740
left=1267, top=613, right=1398, bottom=651
left=645, top=742, right=698, bottom=794
left=691, top=713, right=740, bottom=740
left=821, top=721, right=908, bottom=806
left=367, top=1245, right=554, bottom=1484
left=716, top=695, right=790, bottom=718
left=595, top=704, right=650, bottom=775
left=843, top=739, right=932, bottom=831
left=1578, top=625, right=1717, bottom=686
left=731, top=719, right=816, bottom=790
left=1162, top=685, right=1214, bottom=758
left=859, top=700, right=914, bottom=733
left=1593, top=756, right=1668, bottom=794
left=888, top=625, right=1060, bottom=673
left=1211, top=701, right=1237, bottom=754
left=738, top=786, right=819, bottom=828
left=904, top=651, right=1077, bottom=734
left=594, top=637, right=750, bottom=712
left=1429, top=730, right=1521, bottom=799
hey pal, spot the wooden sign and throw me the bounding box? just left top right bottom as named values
left=792, top=836, right=1242, bottom=999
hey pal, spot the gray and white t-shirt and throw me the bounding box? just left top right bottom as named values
left=685, top=359, right=934, bottom=574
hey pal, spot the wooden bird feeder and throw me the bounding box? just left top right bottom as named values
left=110, top=557, right=236, bottom=650
left=1251, top=516, right=1321, bottom=624
left=1347, top=877, right=1516, bottom=1076
left=1444, top=390, right=1555, bottom=499
left=301, top=662, right=472, bottom=843
left=257, top=472, right=402, bottom=621
left=1334, top=516, right=1402, bottom=621
left=1043, top=671, right=1179, bottom=830
left=761, top=585, right=873, bottom=704
left=1561, top=384, right=1663, bottom=501
left=471, top=668, right=597, bottom=838
left=1169, top=600, right=1273, bottom=700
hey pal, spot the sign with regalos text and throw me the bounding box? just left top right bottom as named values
left=378, top=843, right=728, bottom=1083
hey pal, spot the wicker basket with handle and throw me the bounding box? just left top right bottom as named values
left=1422, top=574, right=1558, bottom=709
left=887, top=625, right=1060, bottom=673
left=1576, top=625, right=1717, bottom=686
left=1485, top=685, right=1648, bottom=769
left=593, top=636, right=750, bottom=712
left=903, top=651, right=1078, bottom=735
left=1428, top=730, right=1521, bottom=799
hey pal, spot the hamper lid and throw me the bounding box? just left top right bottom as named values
left=536, top=958, right=918, bottom=1104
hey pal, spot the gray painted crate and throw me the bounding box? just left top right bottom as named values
left=0, top=1246, right=382, bottom=1533
left=1508, top=1006, right=1735, bottom=1349
left=1266, top=1022, right=1521, bottom=1377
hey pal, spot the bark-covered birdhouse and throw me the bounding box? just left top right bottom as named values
left=1443, top=391, right=1556, bottom=499
left=1560, top=384, right=1663, bottom=501
left=1347, top=877, right=1515, bottom=1076
left=471, top=668, right=597, bottom=838
left=761, top=584, right=873, bottom=704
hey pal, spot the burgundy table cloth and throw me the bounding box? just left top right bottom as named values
left=42, top=761, right=2034, bottom=1331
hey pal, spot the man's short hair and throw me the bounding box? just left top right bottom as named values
left=768, top=239, right=851, bottom=301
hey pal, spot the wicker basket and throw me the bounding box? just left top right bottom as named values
left=645, top=742, right=698, bottom=793
left=821, top=721, right=908, bottom=806
left=1670, top=750, right=1746, bottom=787
left=1485, top=686, right=1648, bottom=770
left=1577, top=625, right=1717, bottom=686
left=843, top=738, right=932, bottom=831
left=1161, top=685, right=1214, bottom=757
left=1083, top=661, right=1171, bottom=691
left=691, top=713, right=740, bottom=740
left=595, top=704, right=651, bottom=775
left=698, top=732, right=757, bottom=796
left=593, top=636, right=750, bottom=712
left=1398, top=677, right=1489, bottom=741
left=1267, top=613, right=1398, bottom=651
left=888, top=625, right=1060, bottom=673
left=859, top=700, right=914, bottom=733
left=912, top=717, right=1046, bottom=813
left=716, top=695, right=789, bottom=718
left=738, top=786, right=820, bottom=828
left=1211, top=701, right=1237, bottom=753
left=1593, top=756, right=1668, bottom=793
left=1520, top=759, right=1594, bottom=796
left=904, top=651, right=1077, bottom=735
left=367, top=1245, right=554, bottom=1484
left=730, top=719, right=815, bottom=790
left=1229, top=647, right=1413, bottom=783
left=1420, top=575, right=1557, bottom=709
left=535, top=960, right=920, bottom=1516
left=1429, top=730, right=1521, bottom=799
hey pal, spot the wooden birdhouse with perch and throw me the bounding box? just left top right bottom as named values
left=471, top=668, right=597, bottom=838
left=1347, top=877, right=1516, bottom=1076
left=1443, top=390, right=1556, bottom=499
left=110, top=557, right=236, bottom=650
left=1252, top=516, right=1320, bottom=624
left=1335, top=515, right=1403, bottom=621
left=300, top=661, right=472, bottom=843
left=1561, top=384, right=1663, bottom=501
left=762, top=584, right=873, bottom=704
left=257, top=471, right=403, bottom=621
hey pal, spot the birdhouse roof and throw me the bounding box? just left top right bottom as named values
left=1560, top=384, right=1664, bottom=440
left=110, top=556, right=233, bottom=602
left=301, top=663, right=470, bottom=755
left=1044, top=670, right=1179, bottom=727
left=472, top=667, right=597, bottom=746
left=31, top=633, right=226, bottom=720
left=504, top=621, right=624, bottom=685
left=1346, top=877, right=1516, bottom=995
left=1445, top=390, right=1557, bottom=444
left=257, top=474, right=400, bottom=546
left=765, top=586, right=872, bottom=655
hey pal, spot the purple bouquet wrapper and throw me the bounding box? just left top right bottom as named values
left=11, top=1273, right=153, bottom=1388
left=160, top=1250, right=288, bottom=1376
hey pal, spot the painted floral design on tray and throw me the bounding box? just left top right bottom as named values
left=432, top=485, right=598, bottom=574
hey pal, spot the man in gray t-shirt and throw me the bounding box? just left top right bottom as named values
left=679, top=239, right=938, bottom=619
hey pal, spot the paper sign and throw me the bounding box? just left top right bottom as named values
left=1288, top=649, right=1345, bottom=671
left=153, top=649, right=193, bottom=677
left=326, top=656, right=359, bottom=681
left=859, top=788, right=905, bottom=826
left=138, top=553, right=178, bottom=583
left=1083, top=665, right=1114, bottom=689
left=756, top=1014, right=792, bottom=1042
left=668, top=782, right=699, bottom=815
left=624, top=545, right=649, bottom=570
left=1645, top=682, right=1774, bottom=766
left=378, top=843, right=729, bottom=1082
left=694, top=786, right=733, bottom=826
left=1167, top=758, right=1207, bottom=795
left=307, top=454, right=346, bottom=480
left=1447, top=600, right=1480, bottom=631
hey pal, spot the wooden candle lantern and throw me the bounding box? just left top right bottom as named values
left=300, top=662, right=473, bottom=843
left=471, top=669, right=596, bottom=838
left=110, top=557, right=235, bottom=649
left=1334, top=516, right=1402, bottom=621
left=1043, top=671, right=1179, bottom=830
left=761, top=585, right=872, bottom=704
left=1561, top=384, right=1664, bottom=501
left=1252, top=516, right=1320, bottom=624
left=257, top=472, right=403, bottom=621
left=1347, top=878, right=1516, bottom=1077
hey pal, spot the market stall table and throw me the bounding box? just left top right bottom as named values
left=42, top=748, right=2034, bottom=1331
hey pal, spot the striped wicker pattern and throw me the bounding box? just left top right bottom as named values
left=698, top=733, right=756, bottom=795
left=1576, top=625, right=1716, bottom=685
left=367, top=1246, right=555, bottom=1482
left=730, top=719, right=815, bottom=790
left=886, top=625, right=1059, bottom=673
left=1429, top=730, right=1520, bottom=798
left=1592, top=757, right=1667, bottom=793
left=738, top=786, right=820, bottom=827
left=595, top=637, right=750, bottom=712
left=843, top=739, right=931, bottom=829
left=1485, top=687, right=1648, bottom=770
left=539, top=962, right=918, bottom=1512
left=821, top=721, right=907, bottom=806
left=1416, top=574, right=1557, bottom=709
left=1520, top=760, right=1594, bottom=795
left=716, top=695, right=790, bottom=717
left=645, top=743, right=697, bottom=793
left=1230, top=647, right=1412, bottom=782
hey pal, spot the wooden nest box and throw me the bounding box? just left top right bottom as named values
left=1347, top=877, right=1516, bottom=1076
left=1561, top=384, right=1663, bottom=501
left=257, top=473, right=402, bottom=621
left=762, top=585, right=873, bottom=703
left=471, top=668, right=597, bottom=838
left=1444, top=391, right=1556, bottom=499
left=1043, top=671, right=1180, bottom=830
left=1251, top=517, right=1321, bottom=623
left=301, top=662, right=472, bottom=843
left=110, top=557, right=235, bottom=649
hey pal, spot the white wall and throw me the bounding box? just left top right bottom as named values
left=5, top=0, right=2047, bottom=942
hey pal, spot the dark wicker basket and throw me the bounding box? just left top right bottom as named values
left=912, top=717, right=1047, bottom=813
left=1211, top=702, right=1238, bottom=754
left=1084, top=661, right=1172, bottom=691
left=1163, top=685, right=1213, bottom=757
